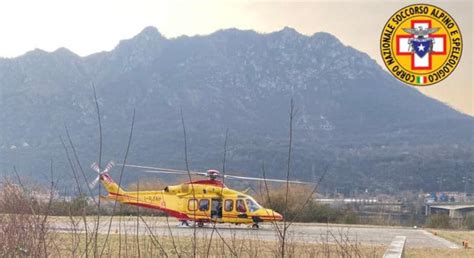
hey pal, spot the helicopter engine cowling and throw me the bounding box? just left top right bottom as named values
left=164, top=185, right=185, bottom=193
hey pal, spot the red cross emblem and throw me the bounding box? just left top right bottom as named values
left=396, top=20, right=446, bottom=70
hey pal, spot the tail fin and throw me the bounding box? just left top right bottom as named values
left=100, top=173, right=126, bottom=196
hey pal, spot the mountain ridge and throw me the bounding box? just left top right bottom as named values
left=0, top=26, right=472, bottom=193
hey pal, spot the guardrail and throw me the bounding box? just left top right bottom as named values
left=383, top=236, right=406, bottom=258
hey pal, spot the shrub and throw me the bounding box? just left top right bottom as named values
left=256, top=184, right=359, bottom=223
left=463, top=215, right=474, bottom=230
left=0, top=181, right=51, bottom=256
left=426, top=214, right=451, bottom=229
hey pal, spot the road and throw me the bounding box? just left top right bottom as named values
left=50, top=218, right=459, bottom=249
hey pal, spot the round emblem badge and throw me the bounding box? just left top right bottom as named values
left=380, top=4, right=462, bottom=86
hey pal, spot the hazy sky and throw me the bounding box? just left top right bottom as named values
left=0, top=0, right=472, bottom=115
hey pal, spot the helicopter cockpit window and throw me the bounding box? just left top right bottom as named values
left=199, top=199, right=209, bottom=211
left=245, top=198, right=261, bottom=212
left=236, top=199, right=246, bottom=212
left=224, top=199, right=233, bottom=212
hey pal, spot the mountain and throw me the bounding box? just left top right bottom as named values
left=0, top=26, right=473, bottom=194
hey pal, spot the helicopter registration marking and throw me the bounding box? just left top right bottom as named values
left=144, top=196, right=162, bottom=202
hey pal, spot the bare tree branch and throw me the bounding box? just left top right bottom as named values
left=59, top=135, right=90, bottom=256
left=64, top=126, right=97, bottom=205
left=101, top=109, right=136, bottom=256
left=205, top=129, right=237, bottom=257
left=180, top=108, right=197, bottom=256
left=92, top=83, right=102, bottom=257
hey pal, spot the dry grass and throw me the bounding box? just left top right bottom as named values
left=404, top=229, right=474, bottom=258
left=50, top=232, right=385, bottom=257
left=47, top=215, right=385, bottom=257
left=405, top=248, right=473, bottom=258
left=6, top=213, right=474, bottom=257
left=46, top=216, right=474, bottom=257
left=427, top=229, right=474, bottom=248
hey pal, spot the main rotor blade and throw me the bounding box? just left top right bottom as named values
left=143, top=170, right=207, bottom=176
left=118, top=164, right=204, bottom=174
left=90, top=162, right=101, bottom=174
left=223, top=174, right=311, bottom=184
left=103, top=161, right=115, bottom=174
left=89, top=176, right=100, bottom=189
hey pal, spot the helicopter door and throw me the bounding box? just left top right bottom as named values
left=222, top=199, right=233, bottom=222
left=211, top=199, right=222, bottom=219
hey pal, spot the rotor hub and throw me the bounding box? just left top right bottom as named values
left=206, top=169, right=220, bottom=180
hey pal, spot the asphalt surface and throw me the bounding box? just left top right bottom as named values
left=51, top=218, right=459, bottom=249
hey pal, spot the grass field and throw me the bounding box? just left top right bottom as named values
left=401, top=229, right=474, bottom=258
left=49, top=231, right=473, bottom=257
left=50, top=232, right=386, bottom=257
left=48, top=216, right=472, bottom=257
left=405, top=248, right=473, bottom=258
left=428, top=229, right=474, bottom=247
left=47, top=215, right=384, bottom=257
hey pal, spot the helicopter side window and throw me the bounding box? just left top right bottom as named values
left=236, top=199, right=246, bottom=212
left=199, top=199, right=209, bottom=211
left=224, top=199, right=233, bottom=212
left=188, top=199, right=198, bottom=211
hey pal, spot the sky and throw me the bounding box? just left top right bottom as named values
left=0, top=0, right=472, bottom=115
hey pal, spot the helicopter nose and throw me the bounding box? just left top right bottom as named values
left=274, top=211, right=283, bottom=221
left=265, top=210, right=283, bottom=221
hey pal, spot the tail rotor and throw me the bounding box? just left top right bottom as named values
left=89, top=161, right=115, bottom=189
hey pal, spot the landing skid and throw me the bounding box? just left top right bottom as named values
left=179, top=220, right=205, bottom=228
left=196, top=221, right=204, bottom=228
left=177, top=220, right=261, bottom=230
left=178, top=220, right=190, bottom=227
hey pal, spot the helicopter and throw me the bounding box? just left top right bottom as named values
left=90, top=161, right=309, bottom=229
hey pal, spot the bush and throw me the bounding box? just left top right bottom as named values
left=0, top=181, right=51, bottom=256
left=341, top=210, right=359, bottom=224
left=426, top=214, right=451, bottom=229
left=463, top=215, right=474, bottom=230
left=256, top=184, right=359, bottom=223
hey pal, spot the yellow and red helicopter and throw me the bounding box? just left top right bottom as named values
left=90, top=161, right=309, bottom=228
